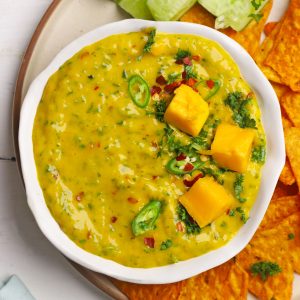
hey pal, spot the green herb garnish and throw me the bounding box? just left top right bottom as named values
left=288, top=233, right=295, bottom=240
left=184, top=65, right=197, bottom=80
left=160, top=239, right=172, bottom=250
left=143, top=28, right=156, bottom=53
left=177, top=204, right=201, bottom=234
left=251, top=0, right=262, bottom=10
left=175, top=49, right=191, bottom=61
left=153, top=100, right=168, bottom=122
left=249, top=13, right=263, bottom=23
left=224, top=92, right=256, bottom=128
left=252, top=145, right=266, bottom=163
left=250, top=261, right=281, bottom=281
left=234, top=174, right=246, bottom=203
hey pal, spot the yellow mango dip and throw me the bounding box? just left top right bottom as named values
left=33, top=29, right=266, bottom=268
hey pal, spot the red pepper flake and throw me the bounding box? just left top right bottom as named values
left=75, top=191, right=84, bottom=202
left=94, top=86, right=99, bottom=91
left=127, top=197, right=138, bottom=204
left=87, top=230, right=92, bottom=239
left=176, top=222, right=184, bottom=232
left=183, top=173, right=203, bottom=187
left=183, top=78, right=197, bottom=87
left=183, top=163, right=194, bottom=172
left=206, top=79, right=215, bottom=89
left=176, top=153, right=187, bottom=161
left=175, top=59, right=183, bottom=65
left=247, top=92, right=254, bottom=99
left=111, top=216, right=118, bottom=223
left=151, top=141, right=158, bottom=148
left=152, top=175, right=158, bottom=180
left=182, top=70, right=187, bottom=79
left=182, top=56, right=192, bottom=66
left=80, top=51, right=90, bottom=60
left=150, top=86, right=162, bottom=96
left=144, top=237, right=155, bottom=248
left=164, top=81, right=182, bottom=93
left=156, top=75, right=167, bottom=85
left=192, top=55, right=201, bottom=61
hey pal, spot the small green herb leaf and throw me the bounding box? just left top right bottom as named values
left=177, top=204, right=201, bottom=234
left=234, top=174, right=246, bottom=203
left=249, top=13, right=263, bottom=23
left=251, top=0, right=262, bottom=10
left=250, top=261, right=281, bottom=281
left=160, top=239, right=172, bottom=250
left=175, top=49, right=191, bottom=61
left=143, top=28, right=156, bottom=53
left=252, top=145, right=266, bottom=163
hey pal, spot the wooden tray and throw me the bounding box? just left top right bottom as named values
left=13, top=0, right=299, bottom=299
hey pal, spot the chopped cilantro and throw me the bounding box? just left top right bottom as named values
left=251, top=0, right=262, bottom=10
left=154, top=100, right=168, bottom=122
left=184, top=65, right=197, bottom=80
left=143, top=28, right=156, bottom=53
left=122, top=70, right=128, bottom=79
left=235, top=207, right=248, bottom=223
left=288, top=233, right=295, bottom=240
left=160, top=239, right=172, bottom=250
left=177, top=204, right=201, bottom=234
left=234, top=174, right=246, bottom=203
left=224, top=92, right=256, bottom=128
left=175, top=49, right=191, bottom=61
left=252, top=145, right=266, bottom=163
left=167, top=72, right=181, bottom=84
left=228, top=209, right=235, bottom=217
left=250, top=261, right=281, bottom=281
left=249, top=13, right=263, bottom=23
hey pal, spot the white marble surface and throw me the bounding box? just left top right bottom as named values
left=0, top=1, right=109, bottom=299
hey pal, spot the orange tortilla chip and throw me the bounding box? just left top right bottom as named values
left=282, top=115, right=293, bottom=129
left=285, top=127, right=300, bottom=189
left=112, top=279, right=183, bottom=300
left=252, top=213, right=300, bottom=273
left=264, top=0, right=300, bottom=91
left=259, top=195, right=300, bottom=230
left=271, top=82, right=290, bottom=100
left=180, top=3, right=215, bottom=27
left=237, top=244, right=293, bottom=300
left=264, top=21, right=278, bottom=36
left=280, top=159, right=296, bottom=186
left=272, top=181, right=299, bottom=200
left=254, top=22, right=283, bottom=83
left=280, top=91, right=300, bottom=127
left=220, top=0, right=273, bottom=58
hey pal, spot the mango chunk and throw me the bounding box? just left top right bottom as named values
left=179, top=177, right=234, bottom=228
left=164, top=84, right=209, bottom=137
left=211, top=123, right=255, bottom=173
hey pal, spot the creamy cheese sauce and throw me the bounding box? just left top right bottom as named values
left=33, top=31, right=265, bottom=267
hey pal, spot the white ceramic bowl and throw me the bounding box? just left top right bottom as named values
left=19, top=19, right=285, bottom=284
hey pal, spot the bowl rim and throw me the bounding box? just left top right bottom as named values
left=18, top=19, right=285, bottom=284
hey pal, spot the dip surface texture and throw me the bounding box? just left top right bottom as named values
left=33, top=31, right=266, bottom=268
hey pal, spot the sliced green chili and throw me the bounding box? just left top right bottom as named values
left=131, top=199, right=162, bottom=236
left=166, top=157, right=202, bottom=175
left=205, top=79, right=221, bottom=100
left=128, top=75, right=150, bottom=108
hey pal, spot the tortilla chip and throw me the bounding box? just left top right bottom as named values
left=207, top=260, right=249, bottom=300
left=254, top=22, right=283, bottom=83
left=180, top=3, right=215, bottom=27
left=285, top=127, right=300, bottom=189
left=259, top=195, right=300, bottom=230
left=280, top=91, right=300, bottom=127
left=254, top=213, right=300, bottom=273
left=271, top=82, right=290, bottom=100
left=220, top=0, right=273, bottom=58
left=178, top=259, right=248, bottom=300
left=280, top=159, right=296, bottom=186
left=282, top=115, right=293, bottom=129
left=237, top=244, right=293, bottom=300
left=264, top=0, right=300, bottom=91
left=264, top=21, right=278, bottom=36
left=112, top=279, right=183, bottom=300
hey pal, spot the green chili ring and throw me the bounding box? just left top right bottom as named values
left=166, top=158, right=202, bottom=175
left=205, top=79, right=221, bottom=100
left=128, top=75, right=150, bottom=108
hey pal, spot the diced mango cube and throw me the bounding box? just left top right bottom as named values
left=211, top=123, right=255, bottom=173
left=164, top=84, right=209, bottom=137
left=179, top=177, right=234, bottom=228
